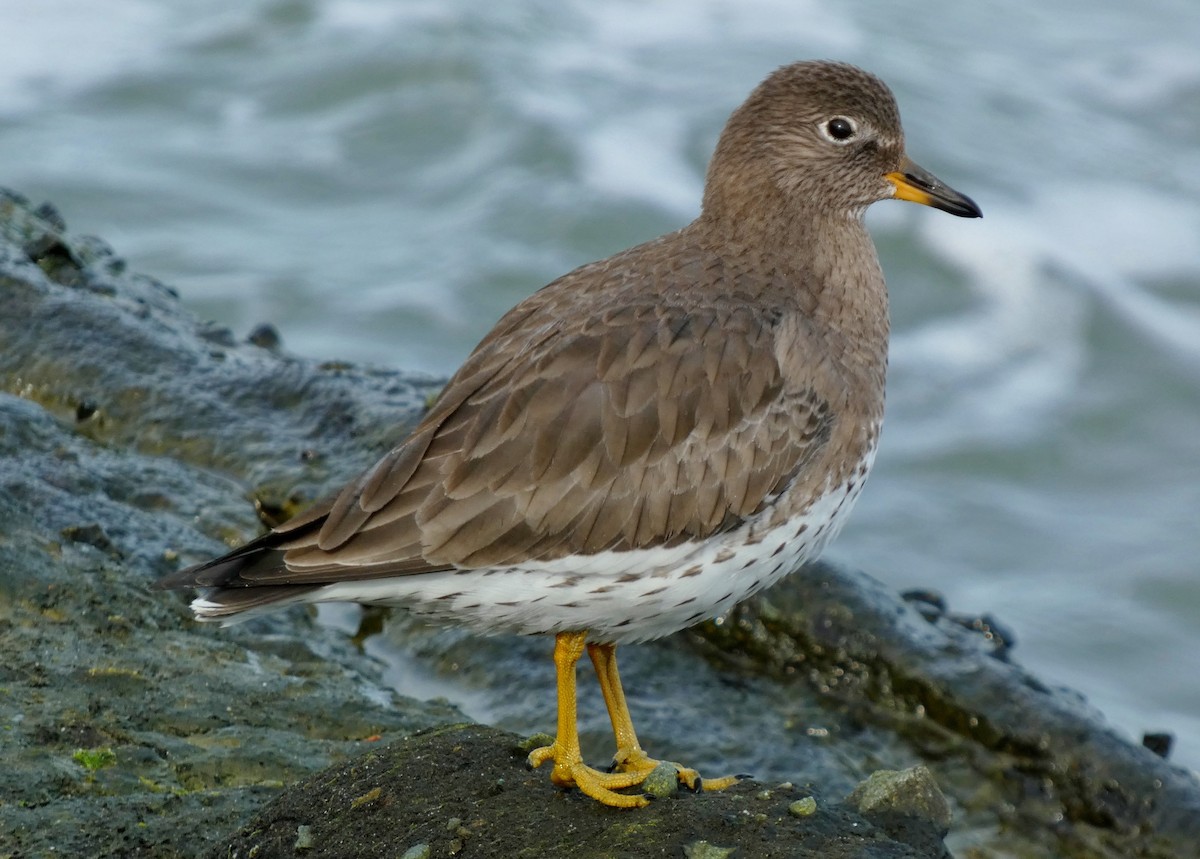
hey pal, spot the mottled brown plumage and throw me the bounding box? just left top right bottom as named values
left=159, top=60, right=980, bottom=807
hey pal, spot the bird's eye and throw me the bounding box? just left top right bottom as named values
left=821, top=116, right=858, bottom=143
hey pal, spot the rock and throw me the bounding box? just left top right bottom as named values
left=789, top=797, right=818, bottom=817
left=847, top=766, right=952, bottom=831
left=294, top=825, right=315, bottom=851
left=846, top=767, right=952, bottom=858
left=642, top=761, right=683, bottom=799
left=0, top=189, right=461, bottom=859
left=218, top=723, right=940, bottom=859
left=693, top=566, right=1200, bottom=858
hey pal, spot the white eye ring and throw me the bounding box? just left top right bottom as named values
left=819, top=116, right=858, bottom=144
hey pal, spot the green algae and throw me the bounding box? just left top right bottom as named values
left=73, top=747, right=118, bottom=773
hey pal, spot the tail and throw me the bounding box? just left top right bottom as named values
left=157, top=529, right=322, bottom=623
left=187, top=584, right=324, bottom=624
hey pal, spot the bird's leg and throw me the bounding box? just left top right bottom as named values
left=526, top=630, right=650, bottom=808
left=586, top=641, right=659, bottom=776
left=588, top=641, right=740, bottom=793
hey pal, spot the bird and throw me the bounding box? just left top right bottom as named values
left=158, top=60, right=981, bottom=808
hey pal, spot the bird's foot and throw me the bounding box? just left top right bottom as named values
left=610, top=747, right=741, bottom=793
left=527, top=741, right=651, bottom=808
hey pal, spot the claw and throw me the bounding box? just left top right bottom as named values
left=529, top=741, right=651, bottom=808
left=697, top=772, right=743, bottom=792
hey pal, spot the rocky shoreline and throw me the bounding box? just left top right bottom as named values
left=2, top=189, right=1197, bottom=857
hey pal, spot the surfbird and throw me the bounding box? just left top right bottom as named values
left=159, top=60, right=981, bottom=808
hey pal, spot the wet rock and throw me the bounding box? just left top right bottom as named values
left=847, top=766, right=952, bottom=829
left=218, top=723, right=941, bottom=859
left=682, top=840, right=737, bottom=859
left=693, top=565, right=1200, bottom=858
left=789, top=796, right=818, bottom=817
left=642, top=760, right=683, bottom=798
left=0, top=188, right=445, bottom=522
left=846, top=767, right=952, bottom=858
left=0, top=190, right=461, bottom=859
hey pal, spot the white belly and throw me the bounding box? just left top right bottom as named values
left=309, top=459, right=873, bottom=644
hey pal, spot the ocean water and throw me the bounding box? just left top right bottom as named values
left=4, top=0, right=1198, bottom=772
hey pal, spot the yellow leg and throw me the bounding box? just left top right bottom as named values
left=588, top=641, right=740, bottom=793
left=526, top=631, right=650, bottom=808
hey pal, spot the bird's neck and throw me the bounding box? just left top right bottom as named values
left=699, top=185, right=886, bottom=306
left=695, top=189, right=890, bottom=405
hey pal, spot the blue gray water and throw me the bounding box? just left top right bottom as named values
left=4, top=1, right=1198, bottom=771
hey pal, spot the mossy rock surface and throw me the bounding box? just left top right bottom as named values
left=217, top=723, right=946, bottom=859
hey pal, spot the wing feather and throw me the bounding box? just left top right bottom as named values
left=167, top=246, right=840, bottom=590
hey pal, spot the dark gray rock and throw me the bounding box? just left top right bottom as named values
left=216, top=723, right=944, bottom=859
left=846, top=767, right=952, bottom=859
left=0, top=190, right=461, bottom=859
left=694, top=566, right=1200, bottom=857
